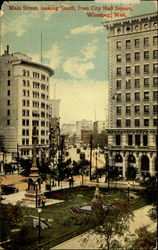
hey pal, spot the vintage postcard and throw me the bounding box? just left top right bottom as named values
left=0, top=0, right=157, bottom=249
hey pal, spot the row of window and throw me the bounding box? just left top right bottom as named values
left=116, top=36, right=158, bottom=49
left=23, top=90, right=48, bottom=100
left=116, top=77, right=158, bottom=89
left=22, top=138, right=48, bottom=145
left=116, top=50, right=158, bottom=62
left=23, top=80, right=48, bottom=91
left=7, top=70, right=49, bottom=82
left=22, top=129, right=49, bottom=136
left=114, top=21, right=157, bottom=35
left=116, top=105, right=158, bottom=115
left=116, top=63, right=158, bottom=75
left=23, top=70, right=48, bottom=81
left=116, top=91, right=158, bottom=102
left=116, top=118, right=158, bottom=127
left=115, top=134, right=151, bottom=147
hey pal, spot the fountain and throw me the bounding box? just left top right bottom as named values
left=69, top=184, right=115, bottom=217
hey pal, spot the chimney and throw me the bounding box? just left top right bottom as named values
left=6, top=45, right=9, bottom=54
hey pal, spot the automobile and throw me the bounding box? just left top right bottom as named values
left=1, top=185, right=18, bottom=195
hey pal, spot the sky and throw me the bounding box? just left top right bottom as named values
left=0, top=0, right=157, bottom=125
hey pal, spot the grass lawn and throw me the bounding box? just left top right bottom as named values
left=2, top=186, right=147, bottom=250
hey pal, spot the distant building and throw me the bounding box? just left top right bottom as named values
left=93, top=121, right=108, bottom=134
left=49, top=99, right=60, bottom=119
left=81, top=130, right=92, bottom=145
left=0, top=46, right=54, bottom=159
left=76, top=120, right=93, bottom=142
left=61, top=124, right=76, bottom=137
left=103, top=12, right=158, bottom=178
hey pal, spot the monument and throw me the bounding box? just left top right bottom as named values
left=23, top=125, right=45, bottom=208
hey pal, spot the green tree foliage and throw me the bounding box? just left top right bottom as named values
left=78, top=201, right=133, bottom=250
left=127, top=226, right=156, bottom=250
left=140, top=176, right=157, bottom=205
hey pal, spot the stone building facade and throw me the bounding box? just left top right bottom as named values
left=103, top=12, right=158, bottom=178
left=0, top=47, right=54, bottom=159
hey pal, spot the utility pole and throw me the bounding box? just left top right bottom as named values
left=105, top=148, right=110, bottom=189
left=89, top=134, right=93, bottom=181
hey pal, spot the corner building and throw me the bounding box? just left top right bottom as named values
left=103, top=13, right=158, bottom=178
left=0, top=48, right=54, bottom=158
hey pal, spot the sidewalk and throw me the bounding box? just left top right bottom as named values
left=51, top=205, right=156, bottom=249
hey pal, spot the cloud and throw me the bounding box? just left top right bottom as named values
left=1, top=11, right=39, bottom=37
left=81, top=39, right=98, bottom=60
left=71, top=24, right=104, bottom=35
left=44, top=43, right=62, bottom=69
left=49, top=78, right=108, bottom=124
left=63, top=57, right=95, bottom=79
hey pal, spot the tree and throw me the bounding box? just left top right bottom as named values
left=76, top=159, right=89, bottom=186
left=127, top=226, right=156, bottom=250
left=126, top=165, right=137, bottom=184
left=79, top=201, right=133, bottom=250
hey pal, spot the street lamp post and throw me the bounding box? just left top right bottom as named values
left=127, top=183, right=130, bottom=202
left=37, top=208, right=42, bottom=245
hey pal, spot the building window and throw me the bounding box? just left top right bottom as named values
left=134, top=39, right=140, bottom=48
left=7, top=90, right=10, bottom=96
left=41, top=74, right=46, bottom=80
left=116, top=67, right=121, bottom=75
left=135, top=119, right=140, bottom=127
left=126, top=119, right=131, bottom=127
left=126, top=79, right=131, bottom=89
left=135, top=52, right=140, bottom=61
left=126, top=40, right=131, bottom=48
left=7, top=120, right=10, bottom=126
left=144, top=105, right=149, bottom=115
left=116, top=80, right=121, bottom=89
left=144, top=92, right=149, bottom=101
left=8, top=70, right=11, bottom=77
left=7, top=110, right=10, bottom=116
left=116, top=54, right=121, bottom=62
left=144, top=119, right=149, bottom=126
left=116, top=106, right=121, bottom=115
left=153, top=36, right=158, bottom=45
left=143, top=135, right=148, bottom=146
left=144, top=37, right=149, bottom=46
left=153, top=63, right=158, bottom=73
left=135, top=92, right=140, bottom=101
left=144, top=64, right=149, bottom=74
left=144, top=78, right=149, bottom=87
left=126, top=93, right=131, bottom=102
left=135, top=79, right=140, bottom=88
left=23, top=70, right=26, bottom=76
left=7, top=100, right=10, bottom=105
left=144, top=51, right=149, bottom=60
left=135, top=106, right=140, bottom=114
left=153, top=50, right=158, bottom=59
left=135, top=135, right=140, bottom=145
left=116, top=93, right=121, bottom=102
left=33, top=72, right=40, bottom=78
left=116, top=120, right=121, bottom=127
left=128, top=135, right=133, bottom=145
left=153, top=77, right=158, bottom=87
left=8, top=80, right=10, bottom=86
left=126, top=66, right=131, bottom=75
left=116, top=41, right=121, bottom=49
left=27, top=71, right=29, bottom=77
left=126, top=53, right=131, bottom=62
left=116, top=134, right=121, bottom=145
left=153, top=105, right=158, bottom=114
left=135, top=65, right=140, bottom=74
left=126, top=106, right=131, bottom=115
left=153, top=119, right=158, bottom=126
left=153, top=91, right=158, bottom=101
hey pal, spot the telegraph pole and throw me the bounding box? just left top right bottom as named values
left=89, top=134, right=93, bottom=181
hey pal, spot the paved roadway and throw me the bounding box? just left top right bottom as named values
left=51, top=205, right=156, bottom=249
